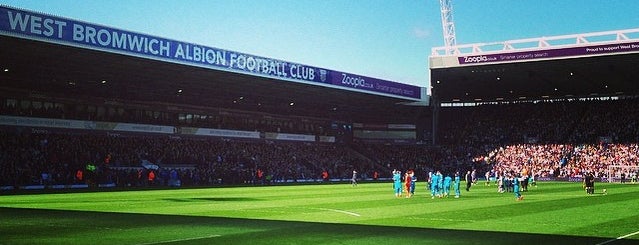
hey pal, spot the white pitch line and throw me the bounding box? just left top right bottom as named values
left=595, top=230, right=639, bottom=245
left=315, top=208, right=361, bottom=217
left=137, top=234, right=221, bottom=245
left=409, top=217, right=476, bottom=223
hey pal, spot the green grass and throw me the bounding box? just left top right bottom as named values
left=1, top=181, right=638, bottom=244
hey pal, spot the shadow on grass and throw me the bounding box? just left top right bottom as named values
left=164, top=197, right=262, bottom=202
left=1, top=207, right=636, bottom=245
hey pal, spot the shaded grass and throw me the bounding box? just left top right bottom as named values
left=1, top=181, right=638, bottom=244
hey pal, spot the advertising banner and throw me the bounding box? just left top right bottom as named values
left=0, top=5, right=421, bottom=99
left=180, top=127, right=260, bottom=139
left=0, top=115, right=175, bottom=134
left=0, top=115, right=95, bottom=129
left=457, top=41, right=639, bottom=65
left=94, top=122, right=175, bottom=134
left=264, top=132, right=316, bottom=142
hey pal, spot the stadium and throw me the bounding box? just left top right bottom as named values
left=1, top=3, right=639, bottom=245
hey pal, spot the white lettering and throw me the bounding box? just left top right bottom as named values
left=148, top=39, right=159, bottom=55
left=246, top=56, right=256, bottom=71
left=7, top=11, right=29, bottom=31
left=236, top=55, right=246, bottom=69
left=112, top=31, right=126, bottom=49
left=184, top=44, right=193, bottom=60
left=585, top=48, right=599, bottom=52
left=96, top=29, right=111, bottom=46
left=72, top=24, right=84, bottom=41
left=204, top=49, right=215, bottom=64
left=463, top=55, right=489, bottom=63
left=159, top=41, right=170, bottom=57
left=192, top=45, right=201, bottom=62
left=261, top=59, right=270, bottom=73
left=7, top=11, right=67, bottom=38
left=341, top=73, right=371, bottom=88
left=85, top=25, right=97, bottom=44
left=290, top=65, right=314, bottom=80
left=175, top=43, right=185, bottom=59
left=127, top=34, right=145, bottom=52
left=42, top=18, right=54, bottom=36
left=29, top=15, right=42, bottom=34
left=229, top=53, right=238, bottom=68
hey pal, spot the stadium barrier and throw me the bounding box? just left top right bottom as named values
left=0, top=183, right=117, bottom=191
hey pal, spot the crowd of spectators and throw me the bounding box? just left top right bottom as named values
left=440, top=98, right=639, bottom=180
left=355, top=144, right=482, bottom=179
left=0, top=129, right=365, bottom=187
left=482, top=143, right=639, bottom=179
left=2, top=97, right=639, bottom=189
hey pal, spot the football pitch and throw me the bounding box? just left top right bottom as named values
left=1, top=181, right=638, bottom=245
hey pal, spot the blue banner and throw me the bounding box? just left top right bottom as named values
left=0, top=5, right=421, bottom=99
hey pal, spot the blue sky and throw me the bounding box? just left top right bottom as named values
left=2, top=0, right=639, bottom=92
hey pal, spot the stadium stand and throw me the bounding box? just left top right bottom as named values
left=2, top=6, right=639, bottom=190
left=0, top=127, right=369, bottom=187
left=3, top=97, right=638, bottom=188
left=439, top=97, right=639, bottom=180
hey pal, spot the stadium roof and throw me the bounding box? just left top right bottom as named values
left=430, top=28, right=639, bottom=103
left=0, top=5, right=427, bottom=123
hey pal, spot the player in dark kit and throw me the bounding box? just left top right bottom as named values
left=465, top=171, right=472, bottom=191
left=584, top=172, right=595, bottom=194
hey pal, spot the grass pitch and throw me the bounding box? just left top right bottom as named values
left=1, top=181, right=638, bottom=244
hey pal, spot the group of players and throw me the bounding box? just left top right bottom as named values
left=392, top=169, right=525, bottom=201
left=392, top=170, right=463, bottom=199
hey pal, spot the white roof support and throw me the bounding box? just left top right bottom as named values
left=432, top=28, right=639, bottom=57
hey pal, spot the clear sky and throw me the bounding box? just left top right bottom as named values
left=2, top=0, right=639, bottom=92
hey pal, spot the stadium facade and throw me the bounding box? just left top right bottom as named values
left=430, top=28, right=639, bottom=145
left=1, top=5, right=638, bottom=190
left=0, top=5, right=431, bottom=145
left=0, top=5, right=432, bottom=190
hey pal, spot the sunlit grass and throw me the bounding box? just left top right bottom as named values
left=1, top=181, right=638, bottom=244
